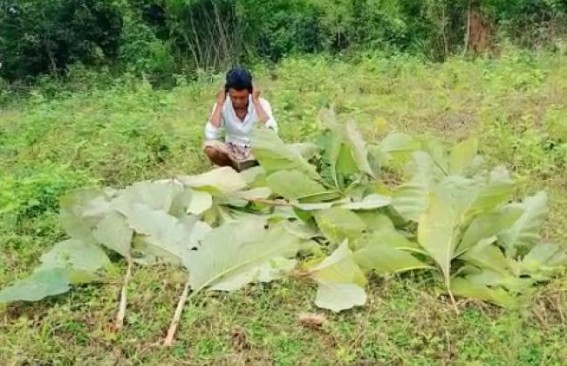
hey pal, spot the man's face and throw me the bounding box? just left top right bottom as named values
left=228, top=88, right=249, bottom=109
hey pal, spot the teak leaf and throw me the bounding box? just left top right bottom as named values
left=458, top=205, right=523, bottom=255
left=37, top=239, right=111, bottom=284
left=451, top=277, right=518, bottom=309
left=184, top=219, right=301, bottom=293
left=186, top=189, right=213, bottom=215
left=449, top=138, right=479, bottom=175
left=93, top=211, right=133, bottom=258
left=266, top=170, right=329, bottom=200
left=392, top=152, right=437, bottom=222
left=345, top=120, right=375, bottom=178
left=123, top=203, right=210, bottom=264
left=314, top=207, right=366, bottom=244
left=59, top=188, right=113, bottom=243
left=308, top=242, right=367, bottom=312
left=178, top=167, right=247, bottom=194
left=354, top=228, right=430, bottom=275
left=0, top=269, right=70, bottom=303
left=418, top=191, right=459, bottom=290
left=251, top=128, right=320, bottom=180
left=340, top=194, right=392, bottom=210
left=499, top=191, right=548, bottom=256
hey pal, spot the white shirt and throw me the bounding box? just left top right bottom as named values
left=204, top=96, right=278, bottom=147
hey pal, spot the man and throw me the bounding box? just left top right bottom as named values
left=203, top=67, right=278, bottom=171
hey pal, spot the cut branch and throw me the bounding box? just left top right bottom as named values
left=447, top=286, right=460, bottom=315
left=115, top=258, right=133, bottom=330
left=249, top=198, right=292, bottom=207
left=164, top=280, right=190, bottom=346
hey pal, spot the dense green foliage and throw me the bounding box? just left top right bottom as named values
left=1, top=0, right=567, bottom=83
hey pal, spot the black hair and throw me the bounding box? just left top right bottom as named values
left=225, top=67, right=253, bottom=93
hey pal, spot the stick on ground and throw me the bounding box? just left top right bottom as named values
left=115, top=258, right=133, bottom=330
left=164, top=280, right=190, bottom=346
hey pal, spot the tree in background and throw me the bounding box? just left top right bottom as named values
left=0, top=0, right=123, bottom=81
left=0, top=0, right=566, bottom=84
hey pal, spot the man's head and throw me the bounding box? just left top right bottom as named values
left=225, top=67, right=252, bottom=109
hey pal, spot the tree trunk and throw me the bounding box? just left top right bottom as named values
left=466, top=3, right=492, bottom=54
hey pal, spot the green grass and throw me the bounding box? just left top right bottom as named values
left=2, top=49, right=567, bottom=364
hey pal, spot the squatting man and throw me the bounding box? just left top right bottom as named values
left=203, top=67, right=278, bottom=171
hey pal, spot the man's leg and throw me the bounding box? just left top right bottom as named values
left=203, top=141, right=237, bottom=169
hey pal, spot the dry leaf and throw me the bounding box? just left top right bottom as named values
left=230, top=327, right=250, bottom=350
left=298, top=312, right=327, bottom=328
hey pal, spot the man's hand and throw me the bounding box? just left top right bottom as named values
left=252, top=88, right=261, bottom=104
left=209, top=87, right=226, bottom=128
left=216, top=87, right=227, bottom=106
left=252, top=87, right=271, bottom=124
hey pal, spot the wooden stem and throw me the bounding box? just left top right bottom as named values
left=164, top=281, right=190, bottom=346
left=249, top=198, right=292, bottom=207
left=115, top=258, right=133, bottom=330
left=448, top=287, right=460, bottom=315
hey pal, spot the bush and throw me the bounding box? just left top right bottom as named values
left=0, top=0, right=123, bottom=81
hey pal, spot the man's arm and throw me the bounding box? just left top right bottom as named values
left=252, top=90, right=278, bottom=133
left=205, top=89, right=227, bottom=140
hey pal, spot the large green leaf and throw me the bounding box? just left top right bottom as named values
left=114, top=180, right=186, bottom=213
left=239, top=166, right=267, bottom=187
left=314, top=207, right=366, bottom=244
left=186, top=189, right=213, bottom=215
left=354, top=227, right=424, bottom=254
left=340, top=194, right=392, bottom=210
left=451, top=277, right=518, bottom=309
left=317, top=108, right=343, bottom=187
left=37, top=239, right=111, bottom=284
left=326, top=134, right=344, bottom=188
left=520, top=243, right=567, bottom=279
left=122, top=203, right=210, bottom=264
left=184, top=219, right=301, bottom=292
left=266, top=170, right=330, bottom=200
left=464, top=166, right=515, bottom=219
left=462, top=268, right=533, bottom=294
left=59, top=188, right=113, bottom=242
left=308, top=242, right=367, bottom=312
left=499, top=191, right=548, bottom=256
left=379, top=133, right=420, bottom=155
left=461, top=240, right=511, bottom=277
left=178, top=167, right=247, bottom=194
left=420, top=138, right=450, bottom=175
left=354, top=230, right=430, bottom=274
left=335, top=143, right=359, bottom=180
left=449, top=138, right=479, bottom=175
left=283, top=221, right=321, bottom=240
left=392, top=152, right=438, bottom=222
left=344, top=120, right=374, bottom=177
left=372, top=133, right=419, bottom=171
left=458, top=205, right=524, bottom=255
left=93, top=211, right=133, bottom=258
left=293, top=202, right=336, bottom=211
left=355, top=245, right=430, bottom=275
left=417, top=191, right=459, bottom=289
left=251, top=128, right=320, bottom=180
left=0, top=269, right=70, bottom=303
left=435, top=175, right=483, bottom=215
left=289, top=142, right=319, bottom=160
left=234, top=187, right=272, bottom=201
left=355, top=212, right=395, bottom=232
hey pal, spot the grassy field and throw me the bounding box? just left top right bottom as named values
left=1, top=50, right=567, bottom=365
